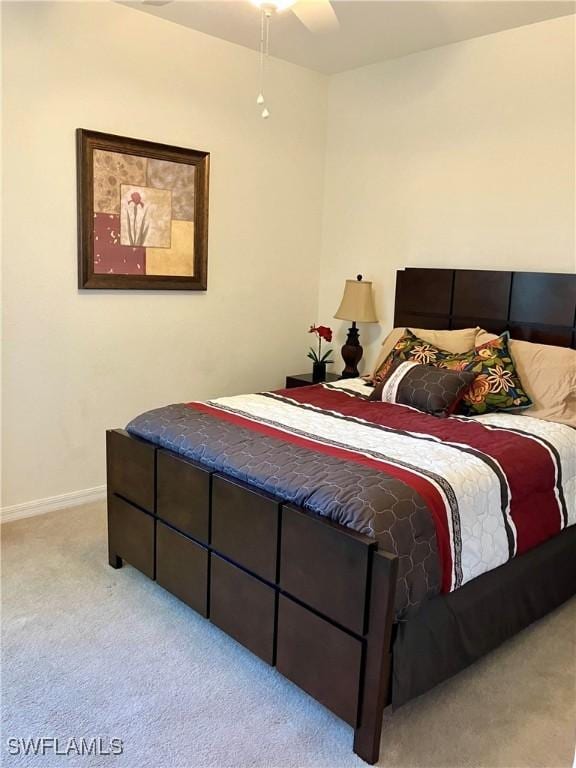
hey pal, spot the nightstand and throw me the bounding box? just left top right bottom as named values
left=285, top=372, right=340, bottom=389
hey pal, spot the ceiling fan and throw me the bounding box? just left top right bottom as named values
left=141, top=0, right=340, bottom=34
left=139, top=0, right=340, bottom=118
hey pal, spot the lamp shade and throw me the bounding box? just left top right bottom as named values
left=334, top=277, right=378, bottom=323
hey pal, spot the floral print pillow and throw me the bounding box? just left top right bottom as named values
left=373, top=329, right=531, bottom=417
left=439, top=333, right=532, bottom=416
left=373, top=329, right=454, bottom=383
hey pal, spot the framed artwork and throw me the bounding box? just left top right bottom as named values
left=76, top=129, right=209, bottom=290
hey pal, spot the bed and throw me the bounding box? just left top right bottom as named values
left=106, top=268, right=576, bottom=764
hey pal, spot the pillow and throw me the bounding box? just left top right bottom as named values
left=371, top=326, right=478, bottom=378
left=440, top=333, right=532, bottom=416
left=369, top=359, right=478, bottom=417
left=372, top=329, right=456, bottom=383
left=476, top=330, right=576, bottom=426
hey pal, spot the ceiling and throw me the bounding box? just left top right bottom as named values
left=125, top=0, right=576, bottom=74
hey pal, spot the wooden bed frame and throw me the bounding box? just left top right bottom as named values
left=107, top=268, right=576, bottom=764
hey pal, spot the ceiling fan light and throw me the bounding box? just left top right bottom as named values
left=251, top=0, right=295, bottom=10
left=261, top=107, right=270, bottom=119
left=256, top=93, right=265, bottom=105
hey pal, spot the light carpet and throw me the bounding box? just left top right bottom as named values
left=2, top=501, right=575, bottom=768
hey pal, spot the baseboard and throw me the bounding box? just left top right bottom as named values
left=1, top=486, right=107, bottom=524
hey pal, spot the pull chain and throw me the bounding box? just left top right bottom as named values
left=257, top=8, right=272, bottom=118
left=257, top=10, right=265, bottom=105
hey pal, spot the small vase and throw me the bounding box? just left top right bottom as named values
left=312, top=361, right=327, bottom=383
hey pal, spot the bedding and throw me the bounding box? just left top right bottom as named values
left=127, top=379, right=575, bottom=620
left=368, top=360, right=477, bottom=417
left=374, top=330, right=532, bottom=416
left=373, top=329, right=467, bottom=383
left=371, top=327, right=478, bottom=378
left=439, top=333, right=532, bottom=416
left=476, top=330, right=576, bottom=427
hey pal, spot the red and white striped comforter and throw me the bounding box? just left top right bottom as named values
left=127, top=378, right=575, bottom=616
left=200, top=378, right=576, bottom=594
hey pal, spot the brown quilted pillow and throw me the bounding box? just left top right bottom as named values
left=369, top=359, right=478, bottom=417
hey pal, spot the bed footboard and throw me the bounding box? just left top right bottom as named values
left=106, top=428, right=398, bottom=764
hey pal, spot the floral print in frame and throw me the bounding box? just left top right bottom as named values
left=77, top=129, right=209, bottom=290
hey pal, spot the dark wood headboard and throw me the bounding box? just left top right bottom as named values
left=394, top=268, right=576, bottom=349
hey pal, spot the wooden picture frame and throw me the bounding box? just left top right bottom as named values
left=77, top=129, right=209, bottom=290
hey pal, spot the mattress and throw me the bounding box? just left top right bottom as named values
left=127, top=379, right=576, bottom=619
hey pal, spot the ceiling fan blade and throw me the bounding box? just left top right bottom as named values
left=291, top=0, right=340, bottom=34
left=141, top=1, right=173, bottom=6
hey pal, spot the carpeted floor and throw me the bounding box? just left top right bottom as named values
left=2, top=502, right=575, bottom=768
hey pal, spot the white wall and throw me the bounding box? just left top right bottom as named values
left=1, top=1, right=327, bottom=507
left=318, top=16, right=576, bottom=371
left=3, top=7, right=575, bottom=510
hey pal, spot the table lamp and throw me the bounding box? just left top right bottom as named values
left=334, top=274, right=379, bottom=378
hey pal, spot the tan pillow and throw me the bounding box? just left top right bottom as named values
left=476, top=330, right=576, bottom=427
left=371, top=327, right=479, bottom=378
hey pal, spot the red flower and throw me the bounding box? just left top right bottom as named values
left=307, top=323, right=334, bottom=366
left=308, top=324, right=333, bottom=342
left=129, top=191, right=144, bottom=207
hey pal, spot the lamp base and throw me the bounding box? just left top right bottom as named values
left=340, top=322, right=363, bottom=379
